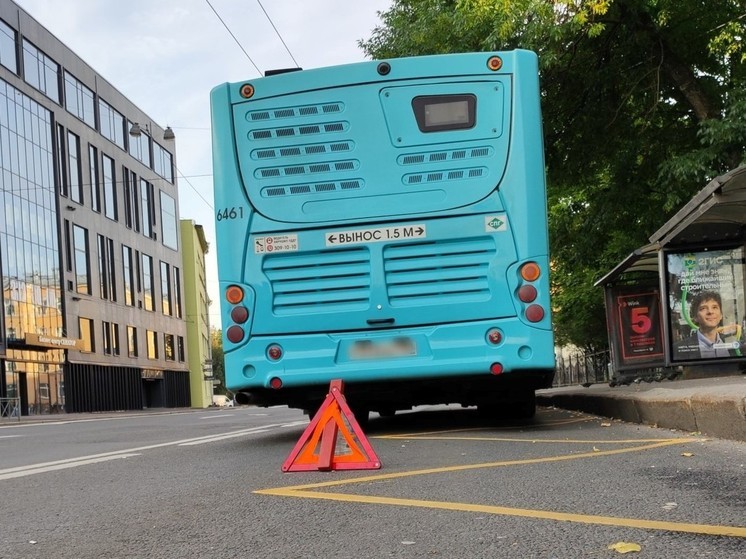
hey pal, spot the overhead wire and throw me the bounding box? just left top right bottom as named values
left=204, top=0, right=262, bottom=76
left=255, top=0, right=300, bottom=67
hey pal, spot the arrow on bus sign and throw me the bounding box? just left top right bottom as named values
left=325, top=224, right=427, bottom=246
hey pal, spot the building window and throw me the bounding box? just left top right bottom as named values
left=79, top=317, right=94, bottom=352
left=73, top=225, right=90, bottom=295
left=123, top=168, right=139, bottom=230
left=164, top=333, right=175, bottom=361
left=56, top=125, right=67, bottom=197
left=177, top=336, right=185, bottom=362
left=140, top=179, right=154, bottom=239
left=98, top=235, right=116, bottom=301
left=64, top=71, right=95, bottom=128
left=160, top=191, right=178, bottom=250
left=99, top=98, right=125, bottom=149
left=22, top=40, right=60, bottom=103
left=67, top=131, right=83, bottom=203
left=146, top=330, right=158, bottom=359
left=160, top=261, right=171, bottom=315
left=153, top=142, right=173, bottom=183
left=0, top=20, right=17, bottom=73
left=173, top=267, right=182, bottom=319
left=127, top=325, right=138, bottom=357
left=39, top=383, right=50, bottom=400
left=123, top=245, right=134, bottom=306
left=102, top=321, right=119, bottom=356
left=102, top=153, right=117, bottom=220
left=89, top=145, right=100, bottom=212
left=128, top=121, right=151, bottom=167
left=141, top=253, right=154, bottom=311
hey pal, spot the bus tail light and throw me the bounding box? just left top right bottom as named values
left=226, top=325, right=244, bottom=343
left=518, top=284, right=537, bottom=303
left=267, top=344, right=283, bottom=361
left=226, top=285, right=244, bottom=304
left=525, top=304, right=545, bottom=323
left=490, top=362, right=504, bottom=375
left=269, top=377, right=283, bottom=389
left=520, top=262, right=541, bottom=282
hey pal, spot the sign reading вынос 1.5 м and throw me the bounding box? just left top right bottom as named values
left=666, top=246, right=746, bottom=362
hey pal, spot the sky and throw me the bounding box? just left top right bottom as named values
left=15, top=0, right=392, bottom=329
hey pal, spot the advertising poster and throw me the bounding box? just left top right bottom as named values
left=666, top=247, right=746, bottom=362
left=612, top=288, right=664, bottom=366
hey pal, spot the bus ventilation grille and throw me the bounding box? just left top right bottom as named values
left=403, top=167, right=486, bottom=185
left=262, top=179, right=362, bottom=198
left=247, top=102, right=344, bottom=122
left=252, top=141, right=354, bottom=160
left=398, top=146, right=494, bottom=165
left=383, top=237, right=494, bottom=305
left=250, top=121, right=349, bottom=141
left=256, top=159, right=359, bottom=179
left=263, top=247, right=371, bottom=314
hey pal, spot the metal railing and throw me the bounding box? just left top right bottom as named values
left=0, top=397, right=21, bottom=422
left=554, top=349, right=612, bottom=387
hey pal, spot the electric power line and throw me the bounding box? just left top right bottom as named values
left=255, top=0, right=300, bottom=68
left=205, top=0, right=262, bottom=76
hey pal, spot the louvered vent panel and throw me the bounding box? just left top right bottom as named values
left=246, top=103, right=342, bottom=122
left=255, top=160, right=359, bottom=179
left=384, top=238, right=494, bottom=305
left=403, top=167, right=487, bottom=185
left=251, top=141, right=354, bottom=161
left=264, top=247, right=371, bottom=314
left=398, top=146, right=494, bottom=165
left=249, top=121, right=349, bottom=141
left=262, top=179, right=362, bottom=197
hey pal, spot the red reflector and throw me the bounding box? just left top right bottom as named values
left=267, top=345, right=282, bottom=360
left=226, top=325, right=244, bottom=343
left=518, top=284, right=538, bottom=303
left=226, top=285, right=244, bottom=304
left=231, top=306, right=249, bottom=324
left=526, top=304, right=545, bottom=323
left=487, top=328, right=502, bottom=344
left=490, top=362, right=504, bottom=375
left=269, top=377, right=282, bottom=389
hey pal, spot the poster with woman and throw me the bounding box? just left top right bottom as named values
left=666, top=247, right=746, bottom=361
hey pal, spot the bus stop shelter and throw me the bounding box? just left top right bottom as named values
left=596, top=166, right=746, bottom=377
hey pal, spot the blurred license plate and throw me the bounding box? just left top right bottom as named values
left=350, top=338, right=416, bottom=359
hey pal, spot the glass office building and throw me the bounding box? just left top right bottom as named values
left=0, top=1, right=190, bottom=415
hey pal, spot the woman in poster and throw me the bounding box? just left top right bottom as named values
left=673, top=291, right=744, bottom=359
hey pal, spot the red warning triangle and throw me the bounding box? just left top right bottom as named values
left=282, top=380, right=382, bottom=472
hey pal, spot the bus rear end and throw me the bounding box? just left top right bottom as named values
left=211, top=51, right=554, bottom=418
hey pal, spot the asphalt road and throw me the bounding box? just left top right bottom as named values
left=1, top=405, right=744, bottom=558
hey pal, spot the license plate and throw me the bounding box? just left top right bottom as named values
left=349, top=337, right=417, bottom=359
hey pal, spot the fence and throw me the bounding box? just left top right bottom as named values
left=0, top=397, right=21, bottom=422
left=553, top=349, right=611, bottom=387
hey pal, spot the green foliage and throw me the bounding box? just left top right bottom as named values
left=210, top=329, right=226, bottom=395
left=360, top=0, right=746, bottom=349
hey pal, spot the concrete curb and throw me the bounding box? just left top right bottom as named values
left=536, top=376, right=746, bottom=442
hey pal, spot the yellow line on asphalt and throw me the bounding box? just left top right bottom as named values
left=381, top=416, right=592, bottom=438
left=255, top=438, right=745, bottom=538
left=377, top=435, right=696, bottom=444
left=261, top=489, right=746, bottom=538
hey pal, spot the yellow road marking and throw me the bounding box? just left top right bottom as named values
left=378, top=435, right=690, bottom=444
left=256, top=438, right=746, bottom=538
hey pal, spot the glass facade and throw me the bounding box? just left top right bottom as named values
left=64, top=72, right=95, bottom=128
left=160, top=191, right=178, bottom=250
left=0, top=20, right=17, bottom=73
left=22, top=40, right=60, bottom=103
left=0, top=78, right=65, bottom=413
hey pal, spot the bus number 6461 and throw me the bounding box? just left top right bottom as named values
left=216, top=207, right=244, bottom=221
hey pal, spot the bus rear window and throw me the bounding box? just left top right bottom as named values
left=412, top=94, right=476, bottom=132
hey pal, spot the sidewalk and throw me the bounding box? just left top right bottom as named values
left=536, top=374, right=746, bottom=442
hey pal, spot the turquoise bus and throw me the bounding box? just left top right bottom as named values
left=211, top=51, right=554, bottom=421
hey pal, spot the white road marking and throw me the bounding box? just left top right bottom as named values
left=201, top=414, right=233, bottom=419
left=0, top=454, right=141, bottom=481
left=0, top=435, right=20, bottom=439
left=0, top=422, right=306, bottom=480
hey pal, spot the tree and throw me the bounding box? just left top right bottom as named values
left=210, top=328, right=226, bottom=395
left=360, top=0, right=746, bottom=350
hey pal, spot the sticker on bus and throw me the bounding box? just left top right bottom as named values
left=254, top=234, right=299, bottom=253
left=485, top=214, right=509, bottom=232
left=325, top=224, right=426, bottom=247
